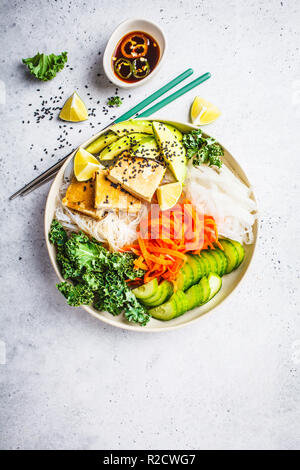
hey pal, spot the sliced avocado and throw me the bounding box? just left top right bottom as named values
left=109, top=120, right=153, bottom=136
left=132, top=136, right=161, bottom=160
left=152, top=122, right=187, bottom=183
left=165, top=124, right=183, bottom=142
left=99, top=133, right=149, bottom=161
left=85, top=131, right=118, bottom=155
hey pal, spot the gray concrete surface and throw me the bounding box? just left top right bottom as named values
left=0, top=0, right=299, bottom=450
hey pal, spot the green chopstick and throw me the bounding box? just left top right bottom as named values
left=9, top=69, right=199, bottom=200
left=138, top=72, right=211, bottom=118
left=114, top=68, right=194, bottom=123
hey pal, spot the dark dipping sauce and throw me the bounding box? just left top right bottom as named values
left=112, top=31, right=160, bottom=83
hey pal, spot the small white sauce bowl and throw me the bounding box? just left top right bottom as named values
left=103, top=18, right=167, bottom=89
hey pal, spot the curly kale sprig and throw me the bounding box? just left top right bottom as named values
left=57, top=282, right=94, bottom=307
left=182, top=129, right=223, bottom=168
left=48, top=220, right=68, bottom=246
left=22, top=52, right=68, bottom=81
left=48, top=221, right=149, bottom=326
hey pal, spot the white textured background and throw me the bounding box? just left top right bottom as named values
left=0, top=0, right=300, bottom=450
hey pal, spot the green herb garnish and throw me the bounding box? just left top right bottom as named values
left=107, top=96, right=123, bottom=107
left=49, top=221, right=149, bottom=326
left=22, top=52, right=68, bottom=81
left=182, top=129, right=223, bottom=168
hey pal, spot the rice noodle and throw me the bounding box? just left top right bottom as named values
left=185, top=162, right=257, bottom=244
left=55, top=181, right=147, bottom=251
left=55, top=160, right=257, bottom=250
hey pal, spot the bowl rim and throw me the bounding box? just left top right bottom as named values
left=44, top=118, right=259, bottom=333
left=102, top=17, right=167, bottom=89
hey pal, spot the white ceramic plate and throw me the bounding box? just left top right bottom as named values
left=44, top=119, right=258, bottom=332
left=103, top=18, right=167, bottom=88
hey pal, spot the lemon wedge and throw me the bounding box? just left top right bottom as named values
left=190, top=97, right=221, bottom=125
left=74, top=148, right=100, bottom=181
left=157, top=182, right=182, bottom=211
left=59, top=92, right=88, bottom=122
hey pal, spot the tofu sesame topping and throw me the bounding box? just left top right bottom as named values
left=107, top=155, right=166, bottom=202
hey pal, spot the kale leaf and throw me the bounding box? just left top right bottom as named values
left=123, top=290, right=150, bottom=327
left=22, top=52, right=68, bottom=81
left=49, top=220, right=68, bottom=246
left=49, top=221, right=149, bottom=326
left=56, top=248, right=80, bottom=279
left=182, top=129, right=223, bottom=168
left=57, top=282, right=94, bottom=307
left=64, top=232, right=107, bottom=272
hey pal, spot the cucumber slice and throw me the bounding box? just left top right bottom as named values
left=148, top=296, right=178, bottom=321
left=173, top=290, right=188, bottom=317
left=185, top=283, right=204, bottom=310
left=193, top=255, right=205, bottom=280
left=230, top=240, right=245, bottom=267
left=174, top=270, right=185, bottom=291
left=142, top=281, right=173, bottom=307
left=207, top=273, right=222, bottom=301
left=195, top=254, right=210, bottom=277
left=174, top=262, right=194, bottom=291
left=182, top=263, right=194, bottom=290
left=214, top=249, right=228, bottom=276
left=186, top=254, right=203, bottom=284
left=209, top=249, right=224, bottom=276
left=219, top=239, right=239, bottom=274
left=198, top=256, right=209, bottom=277
left=201, top=250, right=218, bottom=273
left=148, top=273, right=223, bottom=320
left=85, top=131, right=118, bottom=154
left=132, top=278, right=158, bottom=300
left=198, top=276, right=210, bottom=303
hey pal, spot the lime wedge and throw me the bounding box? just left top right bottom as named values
left=59, top=92, right=88, bottom=122
left=74, top=148, right=100, bottom=181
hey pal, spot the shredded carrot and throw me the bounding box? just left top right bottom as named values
left=134, top=256, right=148, bottom=271
left=121, top=198, right=220, bottom=284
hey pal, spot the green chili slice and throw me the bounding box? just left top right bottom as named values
left=132, top=57, right=150, bottom=79
left=114, top=58, right=132, bottom=79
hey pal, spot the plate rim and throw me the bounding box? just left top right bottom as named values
left=44, top=118, right=258, bottom=332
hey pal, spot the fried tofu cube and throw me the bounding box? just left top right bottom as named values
left=107, top=156, right=166, bottom=202
left=95, top=169, right=141, bottom=213
left=62, top=178, right=102, bottom=219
